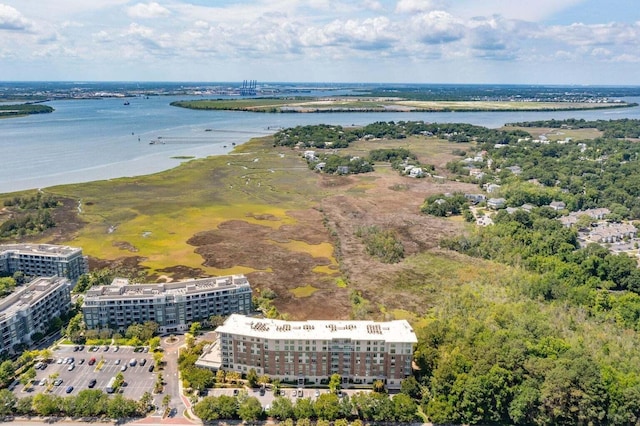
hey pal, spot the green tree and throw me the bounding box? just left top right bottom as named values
left=329, top=373, right=342, bottom=394
left=32, top=393, right=61, bottom=416
left=293, top=397, right=315, bottom=419
left=247, top=368, right=259, bottom=388
left=16, top=396, right=33, bottom=415
left=189, top=321, right=202, bottom=335
left=314, top=392, right=340, bottom=420
left=393, top=393, right=418, bottom=422
left=400, top=376, right=421, bottom=400
left=20, top=367, right=36, bottom=386
left=217, top=395, right=239, bottom=419
left=0, top=360, right=15, bottom=387
left=0, top=389, right=17, bottom=417
left=72, top=389, right=108, bottom=417
left=238, top=396, right=263, bottom=422
left=270, top=396, right=294, bottom=420
left=66, top=312, right=85, bottom=343
left=148, top=336, right=161, bottom=352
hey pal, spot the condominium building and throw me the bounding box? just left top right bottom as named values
left=197, top=314, right=418, bottom=389
left=0, top=276, right=72, bottom=354
left=0, top=244, right=88, bottom=281
left=82, top=275, right=252, bottom=334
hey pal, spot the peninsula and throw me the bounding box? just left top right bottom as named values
left=170, top=96, right=635, bottom=113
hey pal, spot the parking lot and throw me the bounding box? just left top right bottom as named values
left=24, top=344, right=155, bottom=400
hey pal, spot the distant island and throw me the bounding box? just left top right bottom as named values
left=171, top=96, right=637, bottom=113
left=0, top=103, right=54, bottom=118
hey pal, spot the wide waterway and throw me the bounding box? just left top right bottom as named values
left=3, top=95, right=640, bottom=194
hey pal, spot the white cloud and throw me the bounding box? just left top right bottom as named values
left=410, top=11, right=464, bottom=44
left=127, top=2, right=170, bottom=19
left=0, top=4, right=34, bottom=30
left=395, top=0, right=447, bottom=14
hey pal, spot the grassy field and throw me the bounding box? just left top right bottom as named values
left=0, top=131, right=543, bottom=321
left=171, top=97, right=634, bottom=113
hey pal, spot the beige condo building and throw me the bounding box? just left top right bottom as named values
left=198, top=314, right=417, bottom=389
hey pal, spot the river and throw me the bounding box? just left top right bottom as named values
left=2, top=94, right=640, bottom=194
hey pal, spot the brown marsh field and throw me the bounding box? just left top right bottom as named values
left=0, top=130, right=557, bottom=322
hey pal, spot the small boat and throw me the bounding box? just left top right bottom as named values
left=232, top=142, right=236, bottom=146
left=124, top=101, right=130, bottom=106
left=205, top=128, right=213, bottom=132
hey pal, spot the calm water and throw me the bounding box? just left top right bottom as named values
left=2, top=95, right=640, bottom=193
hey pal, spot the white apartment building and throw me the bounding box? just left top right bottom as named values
left=0, top=276, right=72, bottom=354
left=198, top=314, right=418, bottom=389
left=82, top=275, right=252, bottom=334
left=0, top=244, right=88, bottom=281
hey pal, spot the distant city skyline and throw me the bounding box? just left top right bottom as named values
left=1, top=0, right=639, bottom=85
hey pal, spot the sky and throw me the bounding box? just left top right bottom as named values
left=1, top=0, right=640, bottom=85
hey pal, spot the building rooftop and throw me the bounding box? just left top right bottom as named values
left=217, top=314, right=418, bottom=343
left=0, top=276, right=70, bottom=320
left=84, top=275, right=250, bottom=299
left=0, top=243, right=83, bottom=257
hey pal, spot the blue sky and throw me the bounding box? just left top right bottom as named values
left=1, top=0, right=639, bottom=84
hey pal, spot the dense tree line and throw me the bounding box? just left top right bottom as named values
left=0, top=210, right=54, bottom=239
left=0, top=192, right=60, bottom=239
left=441, top=208, right=640, bottom=301
left=0, top=388, right=149, bottom=418
left=507, top=118, right=640, bottom=139
left=275, top=121, right=533, bottom=149
left=194, top=391, right=418, bottom=423
left=275, top=124, right=357, bottom=148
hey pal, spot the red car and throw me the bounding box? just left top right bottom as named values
left=88, top=357, right=96, bottom=366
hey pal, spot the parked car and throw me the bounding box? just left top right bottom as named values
left=88, top=357, right=96, bottom=366
left=233, top=389, right=239, bottom=396
left=68, top=364, right=75, bottom=371
left=54, top=379, right=63, bottom=386
left=148, top=365, right=155, bottom=373
left=57, top=358, right=63, bottom=364
left=103, top=346, right=109, bottom=352
left=139, top=358, right=147, bottom=366
left=121, top=365, right=127, bottom=371
left=115, top=359, right=121, bottom=365
left=79, top=359, right=85, bottom=365
left=88, top=379, right=97, bottom=388
left=292, top=389, right=297, bottom=397
left=66, top=386, right=74, bottom=394
left=79, top=345, right=85, bottom=351
left=315, top=390, right=320, bottom=397
left=114, top=346, right=119, bottom=352
left=73, top=346, right=79, bottom=352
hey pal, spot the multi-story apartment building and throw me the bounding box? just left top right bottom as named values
left=82, top=275, right=252, bottom=333
left=0, top=276, right=72, bottom=354
left=0, top=244, right=88, bottom=281
left=198, top=314, right=418, bottom=389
